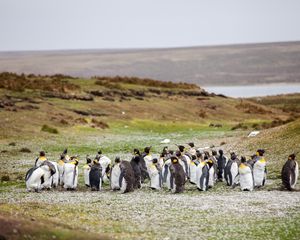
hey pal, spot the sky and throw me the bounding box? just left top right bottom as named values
left=1, top=0, right=300, bottom=51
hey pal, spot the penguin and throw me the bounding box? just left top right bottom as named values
left=224, top=152, right=239, bottom=186
left=237, top=156, right=254, bottom=191
left=169, top=156, right=186, bottom=193
left=83, top=156, right=92, bottom=187
left=281, top=153, right=298, bottom=191
left=162, top=158, right=172, bottom=190
left=89, top=158, right=102, bottom=191
left=252, top=149, right=267, bottom=187
left=40, top=160, right=57, bottom=190
left=206, top=158, right=216, bottom=188
left=57, top=149, right=69, bottom=186
left=195, top=156, right=209, bottom=191
left=96, top=150, right=111, bottom=184
left=148, top=158, right=162, bottom=190
left=63, top=156, right=79, bottom=190
left=110, top=157, right=122, bottom=190
left=25, top=160, right=56, bottom=192
left=189, top=155, right=199, bottom=184
left=187, top=142, right=197, bottom=156
left=49, top=161, right=59, bottom=188
left=176, top=146, right=191, bottom=179
left=141, top=146, right=152, bottom=182
left=119, top=160, right=135, bottom=193
left=35, top=151, right=47, bottom=167
left=130, top=149, right=142, bottom=189
left=216, top=149, right=227, bottom=182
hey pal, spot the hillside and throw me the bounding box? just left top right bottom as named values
left=1, top=41, right=300, bottom=86
left=0, top=72, right=293, bottom=141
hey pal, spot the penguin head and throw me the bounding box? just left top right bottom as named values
left=93, top=159, right=99, bottom=164
left=212, top=150, right=217, bottom=156
left=63, top=148, right=68, bottom=155
left=196, top=150, right=202, bottom=158
left=204, top=151, right=210, bottom=157
left=98, top=150, right=102, bottom=155
left=86, top=156, right=92, bottom=164
left=218, top=149, right=223, bottom=156
left=162, top=146, right=168, bottom=154
left=175, top=150, right=181, bottom=157
left=171, top=156, right=178, bottom=164
left=192, top=155, right=197, bottom=160
left=144, top=146, right=151, bottom=154
left=206, top=159, right=213, bottom=168
left=230, top=152, right=237, bottom=160
left=187, top=142, right=194, bottom=148
left=152, top=158, right=158, bottom=164
left=39, top=151, right=46, bottom=157
left=288, top=154, right=296, bottom=160
left=241, top=156, right=246, bottom=163
left=256, top=149, right=265, bottom=156
left=115, top=157, right=121, bottom=163
left=178, top=145, right=185, bottom=153
left=133, top=148, right=140, bottom=155
left=169, top=150, right=174, bottom=155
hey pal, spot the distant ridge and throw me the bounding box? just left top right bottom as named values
left=1, top=41, right=300, bottom=86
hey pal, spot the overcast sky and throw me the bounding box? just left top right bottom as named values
left=1, top=0, right=300, bottom=51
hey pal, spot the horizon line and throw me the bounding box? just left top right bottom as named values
left=1, top=40, right=300, bottom=54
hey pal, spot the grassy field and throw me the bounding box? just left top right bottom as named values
left=1, top=74, right=300, bottom=239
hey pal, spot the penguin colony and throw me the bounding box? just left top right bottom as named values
left=25, top=143, right=299, bottom=193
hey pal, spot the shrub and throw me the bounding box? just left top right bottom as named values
left=41, top=125, right=59, bottom=134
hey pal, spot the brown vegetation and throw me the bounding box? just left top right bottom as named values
left=93, top=75, right=200, bottom=89
left=0, top=72, right=80, bottom=93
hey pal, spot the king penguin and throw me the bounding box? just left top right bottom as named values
left=216, top=149, right=227, bottom=182
left=224, top=152, right=239, bottom=186
left=130, top=149, right=142, bottom=189
left=169, top=156, right=186, bottom=193
left=110, top=157, right=122, bottom=190
left=83, top=156, right=92, bottom=187
left=253, top=149, right=267, bottom=188
left=195, top=155, right=209, bottom=191
left=63, top=156, right=79, bottom=190
left=89, top=158, right=102, bottom=191
left=281, top=153, right=299, bottom=191
left=189, top=155, right=199, bottom=184
left=25, top=159, right=56, bottom=192
left=119, top=160, right=135, bottom=193
left=162, top=157, right=172, bottom=190
left=96, top=150, right=111, bottom=184
left=148, top=158, right=162, bottom=190
left=238, top=156, right=254, bottom=191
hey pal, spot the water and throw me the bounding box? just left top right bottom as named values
left=204, top=84, right=300, bottom=98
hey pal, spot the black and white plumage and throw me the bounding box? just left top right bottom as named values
left=83, top=156, right=92, bottom=187
left=25, top=160, right=56, bottom=192
left=224, top=153, right=239, bottom=186
left=195, top=160, right=209, bottom=191
left=189, top=155, right=199, bottom=184
left=89, top=160, right=102, bottom=191
left=253, top=156, right=267, bottom=187
left=169, top=157, right=186, bottom=193
left=236, top=157, right=254, bottom=191
left=63, top=157, right=79, bottom=190
left=281, top=154, right=298, bottom=191
left=148, top=158, right=162, bottom=190
left=110, top=157, right=122, bottom=190
left=162, top=158, right=172, bottom=189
